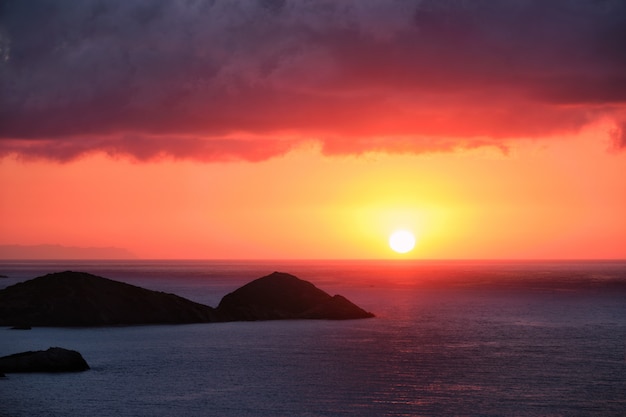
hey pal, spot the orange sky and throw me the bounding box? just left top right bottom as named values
left=1, top=1, right=625, bottom=259
left=1, top=121, right=625, bottom=259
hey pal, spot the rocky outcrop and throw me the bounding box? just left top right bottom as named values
left=0, top=271, right=220, bottom=326
left=0, top=347, right=89, bottom=373
left=217, top=272, right=374, bottom=320
left=0, top=270, right=374, bottom=327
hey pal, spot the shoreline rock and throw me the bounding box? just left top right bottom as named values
left=0, top=347, right=90, bottom=373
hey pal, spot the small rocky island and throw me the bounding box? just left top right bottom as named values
left=0, top=347, right=89, bottom=373
left=0, top=271, right=373, bottom=327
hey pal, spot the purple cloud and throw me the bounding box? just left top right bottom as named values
left=1, top=0, right=625, bottom=161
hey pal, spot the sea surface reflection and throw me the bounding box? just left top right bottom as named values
left=1, top=260, right=625, bottom=416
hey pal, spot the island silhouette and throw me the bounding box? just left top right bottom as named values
left=0, top=271, right=374, bottom=327
left=0, top=347, right=89, bottom=374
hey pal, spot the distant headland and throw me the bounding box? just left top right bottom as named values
left=0, top=271, right=374, bottom=327
left=0, top=244, right=136, bottom=260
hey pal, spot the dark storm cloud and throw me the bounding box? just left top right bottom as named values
left=1, top=0, right=625, bottom=161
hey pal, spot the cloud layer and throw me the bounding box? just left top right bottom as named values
left=1, top=0, right=625, bottom=161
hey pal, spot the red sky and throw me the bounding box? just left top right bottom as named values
left=1, top=0, right=625, bottom=259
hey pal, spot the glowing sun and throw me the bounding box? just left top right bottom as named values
left=389, top=230, right=416, bottom=254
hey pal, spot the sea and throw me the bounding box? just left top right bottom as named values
left=0, top=260, right=625, bottom=417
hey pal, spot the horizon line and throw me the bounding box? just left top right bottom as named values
left=1, top=258, right=625, bottom=262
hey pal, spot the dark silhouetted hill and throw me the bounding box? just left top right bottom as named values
left=217, top=272, right=375, bottom=320
left=0, top=271, right=374, bottom=327
left=0, top=271, right=219, bottom=326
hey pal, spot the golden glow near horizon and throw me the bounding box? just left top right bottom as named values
left=1, top=126, right=625, bottom=259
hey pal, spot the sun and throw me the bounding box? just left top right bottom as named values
left=389, top=230, right=416, bottom=254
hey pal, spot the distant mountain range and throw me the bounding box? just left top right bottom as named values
left=0, top=244, right=136, bottom=260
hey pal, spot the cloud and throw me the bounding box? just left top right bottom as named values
left=610, top=120, right=626, bottom=150
left=1, top=0, right=625, bottom=162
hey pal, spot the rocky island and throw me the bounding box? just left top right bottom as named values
left=218, top=272, right=374, bottom=320
left=0, top=271, right=373, bottom=327
left=0, top=271, right=219, bottom=326
left=0, top=347, right=89, bottom=373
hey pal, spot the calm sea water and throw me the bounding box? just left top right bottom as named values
left=0, top=260, right=625, bottom=416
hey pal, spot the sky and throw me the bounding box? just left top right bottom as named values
left=1, top=0, right=625, bottom=259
